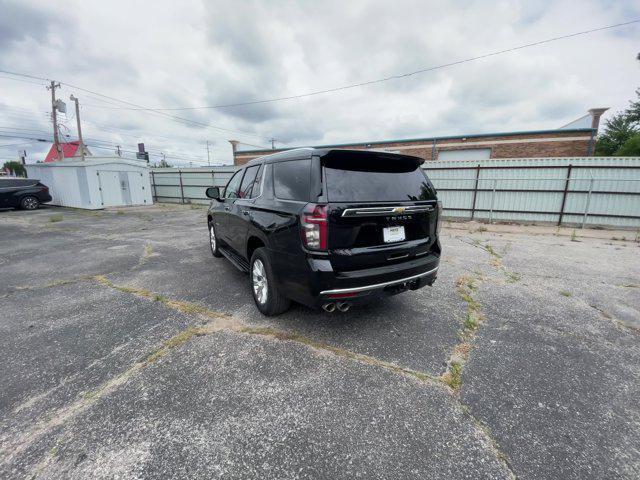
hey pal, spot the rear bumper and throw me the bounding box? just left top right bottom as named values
left=319, top=266, right=438, bottom=296
left=282, top=252, right=440, bottom=308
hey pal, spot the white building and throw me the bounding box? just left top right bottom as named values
left=25, top=157, right=153, bottom=209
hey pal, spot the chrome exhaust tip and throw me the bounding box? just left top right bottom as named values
left=322, top=302, right=336, bottom=313
left=336, top=302, right=350, bottom=312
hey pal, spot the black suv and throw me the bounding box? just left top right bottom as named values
left=206, top=148, right=441, bottom=316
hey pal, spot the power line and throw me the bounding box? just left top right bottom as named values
left=2, top=19, right=637, bottom=119
left=49, top=19, right=640, bottom=112
left=58, top=83, right=266, bottom=140
left=0, top=71, right=269, bottom=142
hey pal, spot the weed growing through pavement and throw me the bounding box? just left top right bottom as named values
left=49, top=214, right=63, bottom=223
left=443, top=362, right=463, bottom=390
left=560, top=290, right=572, bottom=297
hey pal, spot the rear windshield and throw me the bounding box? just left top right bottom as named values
left=323, top=152, right=435, bottom=202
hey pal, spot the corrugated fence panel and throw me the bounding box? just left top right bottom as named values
left=150, top=167, right=236, bottom=204
left=423, top=157, right=640, bottom=228
left=150, top=158, right=640, bottom=228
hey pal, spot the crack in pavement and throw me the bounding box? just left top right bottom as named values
left=439, top=235, right=519, bottom=478
left=1, top=273, right=515, bottom=478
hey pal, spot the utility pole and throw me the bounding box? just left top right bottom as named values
left=270, top=138, right=276, bottom=150
left=69, top=94, right=85, bottom=161
left=116, top=145, right=122, bottom=157
left=47, top=81, right=63, bottom=160
left=206, top=140, right=211, bottom=166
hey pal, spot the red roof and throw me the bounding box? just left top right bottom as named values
left=44, top=141, right=81, bottom=162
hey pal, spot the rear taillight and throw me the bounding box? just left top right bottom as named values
left=436, top=201, right=443, bottom=235
left=301, top=203, right=328, bottom=250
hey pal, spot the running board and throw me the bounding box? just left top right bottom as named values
left=219, top=246, right=250, bottom=273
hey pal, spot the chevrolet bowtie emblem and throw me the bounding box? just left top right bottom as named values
left=393, top=207, right=406, bottom=214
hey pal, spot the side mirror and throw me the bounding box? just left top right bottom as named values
left=206, top=186, right=220, bottom=199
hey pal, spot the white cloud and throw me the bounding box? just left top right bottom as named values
left=0, top=0, right=638, bottom=165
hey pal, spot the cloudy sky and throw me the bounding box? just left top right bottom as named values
left=1, top=0, right=638, bottom=166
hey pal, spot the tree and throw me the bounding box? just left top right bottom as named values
left=615, top=133, right=640, bottom=156
left=626, top=88, right=640, bottom=125
left=2, top=161, right=26, bottom=177
left=151, top=158, right=173, bottom=168
left=595, top=112, right=638, bottom=156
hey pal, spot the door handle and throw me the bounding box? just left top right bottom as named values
left=224, top=205, right=231, bottom=211
left=242, top=209, right=251, bottom=216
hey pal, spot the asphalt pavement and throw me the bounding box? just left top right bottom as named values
left=0, top=204, right=638, bottom=479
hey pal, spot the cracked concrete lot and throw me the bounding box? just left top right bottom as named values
left=1, top=204, right=639, bottom=479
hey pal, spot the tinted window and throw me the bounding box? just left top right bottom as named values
left=224, top=170, right=242, bottom=199
left=250, top=164, right=264, bottom=199
left=0, top=179, right=36, bottom=188
left=323, top=153, right=436, bottom=202
left=273, top=160, right=311, bottom=201
left=239, top=165, right=259, bottom=198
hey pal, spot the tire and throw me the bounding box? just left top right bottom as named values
left=20, top=195, right=40, bottom=210
left=250, top=247, right=291, bottom=316
left=208, top=223, right=223, bottom=257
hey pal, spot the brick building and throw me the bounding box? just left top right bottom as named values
left=231, top=108, right=608, bottom=166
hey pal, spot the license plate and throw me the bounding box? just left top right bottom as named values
left=383, top=226, right=405, bottom=243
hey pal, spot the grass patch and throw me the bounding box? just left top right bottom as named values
left=116, top=210, right=125, bottom=215
left=49, top=214, right=63, bottom=223
left=442, top=362, right=463, bottom=390
left=560, top=290, right=572, bottom=297
left=570, top=229, right=580, bottom=242
left=505, top=271, right=521, bottom=283
left=456, top=275, right=477, bottom=292
left=463, top=312, right=480, bottom=331
left=484, top=243, right=501, bottom=258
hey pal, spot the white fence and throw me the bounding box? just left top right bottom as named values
left=150, top=157, right=640, bottom=229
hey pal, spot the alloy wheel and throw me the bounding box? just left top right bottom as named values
left=209, top=226, right=216, bottom=251
left=23, top=197, right=38, bottom=210
left=252, top=259, right=268, bottom=305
